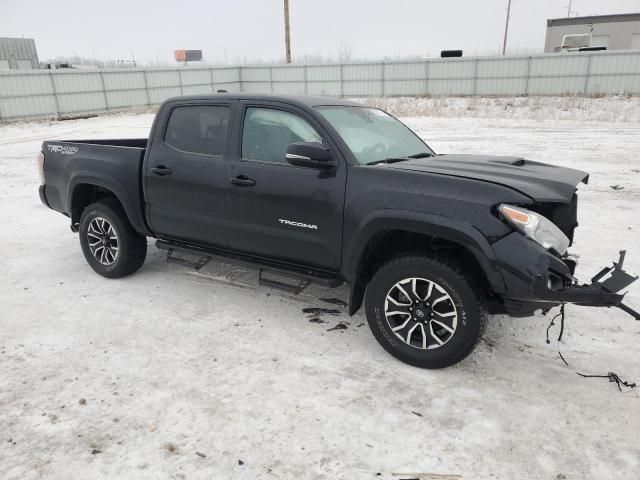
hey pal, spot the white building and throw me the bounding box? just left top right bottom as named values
left=544, top=13, right=640, bottom=53
left=0, top=37, right=39, bottom=70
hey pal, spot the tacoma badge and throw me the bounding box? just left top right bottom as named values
left=279, top=218, right=318, bottom=230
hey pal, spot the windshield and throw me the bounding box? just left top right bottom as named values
left=315, top=106, right=433, bottom=164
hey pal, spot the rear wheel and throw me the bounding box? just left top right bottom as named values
left=364, top=254, right=486, bottom=368
left=79, top=200, right=147, bottom=278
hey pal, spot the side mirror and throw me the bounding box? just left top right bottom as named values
left=285, top=142, right=336, bottom=169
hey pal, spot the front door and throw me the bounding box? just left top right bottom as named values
left=226, top=103, right=347, bottom=270
left=145, top=102, right=233, bottom=247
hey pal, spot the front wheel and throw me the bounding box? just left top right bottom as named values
left=79, top=200, right=147, bottom=278
left=364, top=254, right=486, bottom=369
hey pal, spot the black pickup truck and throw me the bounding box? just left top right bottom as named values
left=38, top=94, right=639, bottom=368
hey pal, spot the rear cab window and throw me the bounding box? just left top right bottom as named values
left=164, top=105, right=230, bottom=156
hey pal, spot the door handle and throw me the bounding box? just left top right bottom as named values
left=151, top=166, right=172, bottom=176
left=230, top=175, right=256, bottom=187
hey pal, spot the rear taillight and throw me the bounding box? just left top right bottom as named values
left=37, top=151, right=45, bottom=184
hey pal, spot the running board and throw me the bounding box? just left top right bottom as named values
left=259, top=268, right=311, bottom=295
left=155, top=240, right=342, bottom=293
left=165, top=246, right=211, bottom=271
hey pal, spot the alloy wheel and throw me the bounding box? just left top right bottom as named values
left=384, top=277, right=458, bottom=350
left=87, top=217, right=119, bottom=266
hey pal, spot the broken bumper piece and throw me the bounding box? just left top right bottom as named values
left=534, top=250, right=640, bottom=320
left=497, top=240, right=640, bottom=319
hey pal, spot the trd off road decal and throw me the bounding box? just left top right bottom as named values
left=47, top=144, right=78, bottom=155
left=278, top=219, right=318, bottom=230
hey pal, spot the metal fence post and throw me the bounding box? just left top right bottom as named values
left=209, top=68, right=216, bottom=93
left=424, top=60, right=429, bottom=96
left=269, top=66, right=274, bottom=94
left=303, top=64, right=308, bottom=95
left=524, top=56, right=532, bottom=96
left=142, top=70, right=151, bottom=106
left=178, top=69, right=184, bottom=96
left=584, top=54, right=593, bottom=95
left=339, top=63, right=344, bottom=98
left=48, top=71, right=61, bottom=118
left=238, top=66, right=243, bottom=92
left=473, top=57, right=479, bottom=96
left=98, top=71, right=109, bottom=111
left=381, top=61, right=386, bottom=97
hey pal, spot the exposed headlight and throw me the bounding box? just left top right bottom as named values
left=498, top=204, right=570, bottom=255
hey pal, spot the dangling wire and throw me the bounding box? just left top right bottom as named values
left=576, top=372, right=637, bottom=392
left=545, top=304, right=565, bottom=344
left=544, top=303, right=636, bottom=393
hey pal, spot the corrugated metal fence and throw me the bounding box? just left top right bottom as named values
left=1, top=50, right=639, bottom=121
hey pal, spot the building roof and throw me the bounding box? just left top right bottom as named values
left=0, top=37, right=38, bottom=60
left=547, top=13, right=640, bottom=27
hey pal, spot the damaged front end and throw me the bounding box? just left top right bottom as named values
left=497, top=159, right=640, bottom=319
left=494, top=229, right=640, bottom=320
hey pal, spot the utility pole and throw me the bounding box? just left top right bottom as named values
left=502, top=0, right=512, bottom=56
left=284, top=0, right=292, bottom=63
left=566, top=0, right=573, bottom=18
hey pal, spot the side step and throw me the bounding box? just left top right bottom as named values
left=165, top=246, right=211, bottom=271
left=259, top=268, right=311, bottom=295
left=155, top=239, right=342, bottom=294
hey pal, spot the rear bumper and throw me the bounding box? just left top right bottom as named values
left=492, top=233, right=637, bottom=318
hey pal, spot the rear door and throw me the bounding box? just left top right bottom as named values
left=144, top=101, right=234, bottom=247
left=225, top=101, right=347, bottom=270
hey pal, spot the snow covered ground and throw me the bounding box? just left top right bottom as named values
left=366, top=95, right=640, bottom=123
left=1, top=98, right=639, bottom=480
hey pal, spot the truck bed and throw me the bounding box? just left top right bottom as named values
left=40, top=138, right=149, bottom=234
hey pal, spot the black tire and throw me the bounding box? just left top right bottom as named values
left=78, top=200, right=147, bottom=278
left=364, top=254, right=486, bottom=369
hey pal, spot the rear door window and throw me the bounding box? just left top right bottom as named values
left=164, top=105, right=230, bottom=156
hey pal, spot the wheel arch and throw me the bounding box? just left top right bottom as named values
left=343, top=210, right=506, bottom=315
left=68, top=173, right=151, bottom=236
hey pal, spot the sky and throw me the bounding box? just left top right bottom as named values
left=1, top=0, right=639, bottom=65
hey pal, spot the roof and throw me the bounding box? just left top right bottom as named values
left=0, top=37, right=38, bottom=60
left=166, top=93, right=363, bottom=108
left=547, top=13, right=640, bottom=27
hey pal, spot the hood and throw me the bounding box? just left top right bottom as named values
left=383, top=154, right=589, bottom=203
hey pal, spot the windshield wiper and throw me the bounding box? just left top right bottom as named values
left=366, top=152, right=433, bottom=165
left=366, top=157, right=411, bottom=165
left=408, top=152, right=433, bottom=159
